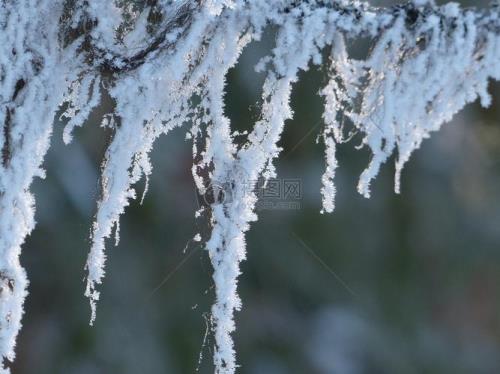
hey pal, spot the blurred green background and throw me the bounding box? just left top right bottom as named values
left=11, top=0, right=500, bottom=373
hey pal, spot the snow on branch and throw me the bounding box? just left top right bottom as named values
left=0, top=0, right=499, bottom=373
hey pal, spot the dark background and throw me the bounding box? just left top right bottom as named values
left=12, top=0, right=500, bottom=373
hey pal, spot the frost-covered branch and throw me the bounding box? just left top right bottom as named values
left=0, top=0, right=499, bottom=373
left=0, top=1, right=83, bottom=370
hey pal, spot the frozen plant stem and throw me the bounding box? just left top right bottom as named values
left=0, top=1, right=499, bottom=373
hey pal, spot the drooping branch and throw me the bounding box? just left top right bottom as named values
left=59, top=0, right=202, bottom=74
left=67, top=1, right=500, bottom=74
left=0, top=1, right=499, bottom=374
left=61, top=1, right=500, bottom=373
left=95, top=0, right=202, bottom=73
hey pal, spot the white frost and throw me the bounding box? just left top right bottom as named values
left=0, top=1, right=499, bottom=373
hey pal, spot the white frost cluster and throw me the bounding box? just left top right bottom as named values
left=0, top=1, right=82, bottom=371
left=0, top=0, right=499, bottom=373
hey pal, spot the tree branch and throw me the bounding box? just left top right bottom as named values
left=72, top=0, right=499, bottom=74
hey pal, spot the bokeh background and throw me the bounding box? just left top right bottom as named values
left=11, top=0, right=500, bottom=373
